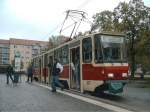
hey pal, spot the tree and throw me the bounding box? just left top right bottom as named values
left=48, top=35, right=70, bottom=49
left=135, top=26, right=150, bottom=71
left=114, top=0, right=150, bottom=77
left=91, top=10, right=114, bottom=32
left=92, top=0, right=150, bottom=77
left=48, top=35, right=59, bottom=49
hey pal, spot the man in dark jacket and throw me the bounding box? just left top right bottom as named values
left=51, top=59, right=64, bottom=92
left=6, top=64, right=14, bottom=84
left=27, top=65, right=33, bottom=83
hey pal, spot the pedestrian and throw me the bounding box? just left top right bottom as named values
left=6, top=64, right=14, bottom=84
left=74, top=58, right=80, bottom=90
left=70, top=61, right=76, bottom=88
left=27, top=65, right=33, bottom=83
left=51, top=58, right=64, bottom=92
left=136, top=64, right=144, bottom=79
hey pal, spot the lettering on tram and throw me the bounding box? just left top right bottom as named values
left=31, top=32, right=129, bottom=94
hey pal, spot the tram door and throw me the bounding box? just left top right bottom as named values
left=48, top=56, right=53, bottom=84
left=70, top=47, right=80, bottom=91
left=44, top=54, right=48, bottom=84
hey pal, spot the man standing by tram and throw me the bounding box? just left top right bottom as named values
left=51, top=58, right=64, bottom=92
left=6, top=64, right=14, bottom=84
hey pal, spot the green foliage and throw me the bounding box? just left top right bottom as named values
left=92, top=10, right=114, bottom=31
left=92, top=0, right=150, bottom=75
left=48, top=35, right=69, bottom=49
left=48, top=35, right=59, bottom=49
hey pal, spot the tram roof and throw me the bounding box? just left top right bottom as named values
left=32, top=32, right=125, bottom=59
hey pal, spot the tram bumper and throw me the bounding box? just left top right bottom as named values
left=106, top=80, right=127, bottom=94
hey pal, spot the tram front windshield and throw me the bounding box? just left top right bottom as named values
left=95, top=34, right=126, bottom=63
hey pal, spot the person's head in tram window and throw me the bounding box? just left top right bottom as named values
left=75, top=57, right=79, bottom=64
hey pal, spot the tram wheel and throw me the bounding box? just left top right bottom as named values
left=94, top=85, right=106, bottom=96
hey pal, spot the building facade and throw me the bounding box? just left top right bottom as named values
left=0, top=38, right=48, bottom=72
left=0, top=39, right=10, bottom=73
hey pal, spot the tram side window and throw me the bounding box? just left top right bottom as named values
left=39, top=57, right=41, bottom=67
left=82, top=37, right=92, bottom=63
left=54, top=49, right=62, bottom=64
left=58, top=48, right=62, bottom=64
left=34, top=59, right=36, bottom=68
left=32, top=59, right=35, bottom=67
left=36, top=58, right=39, bottom=68
left=40, top=56, right=43, bottom=68
left=62, top=45, right=69, bottom=65
left=94, top=35, right=103, bottom=63
left=44, top=54, right=48, bottom=67
left=54, top=50, right=58, bottom=60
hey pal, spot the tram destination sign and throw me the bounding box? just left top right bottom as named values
left=101, top=35, right=124, bottom=43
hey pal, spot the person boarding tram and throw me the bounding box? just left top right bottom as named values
left=51, top=58, right=64, bottom=92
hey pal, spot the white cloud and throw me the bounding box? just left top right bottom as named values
left=4, top=0, right=144, bottom=41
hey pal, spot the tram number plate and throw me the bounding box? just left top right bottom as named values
left=110, top=82, right=123, bottom=90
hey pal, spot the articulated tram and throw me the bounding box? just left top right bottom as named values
left=32, top=32, right=129, bottom=94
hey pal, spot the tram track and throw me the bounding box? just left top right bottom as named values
left=34, top=82, right=135, bottom=112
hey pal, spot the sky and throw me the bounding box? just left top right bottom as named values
left=0, top=0, right=149, bottom=41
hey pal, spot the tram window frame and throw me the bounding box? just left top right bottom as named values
left=94, top=35, right=103, bottom=63
left=62, top=45, right=69, bottom=65
left=82, top=37, right=92, bottom=63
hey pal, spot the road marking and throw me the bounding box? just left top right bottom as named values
left=36, top=83, right=134, bottom=112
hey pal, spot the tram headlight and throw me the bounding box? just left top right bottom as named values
left=108, top=73, right=114, bottom=78
left=122, top=73, right=128, bottom=77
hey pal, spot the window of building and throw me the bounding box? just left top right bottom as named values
left=82, top=37, right=92, bottom=63
left=2, top=59, right=9, bottom=64
left=2, top=53, right=9, bottom=58
left=2, top=48, right=9, bottom=54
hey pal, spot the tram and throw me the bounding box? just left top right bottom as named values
left=32, top=32, right=129, bottom=94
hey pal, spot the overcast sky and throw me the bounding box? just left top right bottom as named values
left=0, top=0, right=149, bottom=41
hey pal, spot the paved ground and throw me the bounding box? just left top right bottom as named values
left=122, top=80, right=150, bottom=112
left=95, top=80, right=150, bottom=112
left=0, top=74, right=112, bottom=112
left=1, top=74, right=150, bottom=112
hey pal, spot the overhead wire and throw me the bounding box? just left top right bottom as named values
left=41, top=21, right=63, bottom=41
left=60, top=22, right=76, bottom=32
left=77, top=0, right=93, bottom=10
left=43, top=0, right=94, bottom=41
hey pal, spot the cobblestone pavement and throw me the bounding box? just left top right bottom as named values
left=0, top=74, right=112, bottom=112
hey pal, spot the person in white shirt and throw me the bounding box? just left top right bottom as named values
left=51, top=58, right=64, bottom=92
